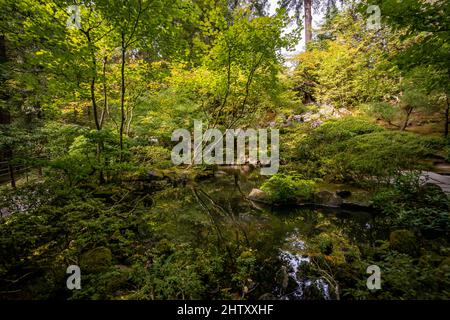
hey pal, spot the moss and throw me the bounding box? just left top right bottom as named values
left=319, top=238, right=333, bottom=255
left=260, top=174, right=316, bottom=203
left=105, top=265, right=133, bottom=293
left=80, top=247, right=113, bottom=273
left=389, top=230, right=419, bottom=257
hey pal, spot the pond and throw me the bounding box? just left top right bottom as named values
left=150, top=167, right=378, bottom=300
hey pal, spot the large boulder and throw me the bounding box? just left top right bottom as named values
left=389, top=230, right=419, bottom=256
left=248, top=188, right=269, bottom=203
left=318, top=104, right=335, bottom=117
left=314, top=191, right=342, bottom=207
left=297, top=111, right=314, bottom=123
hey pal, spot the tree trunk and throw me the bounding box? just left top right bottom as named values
left=0, top=35, right=9, bottom=124
left=8, top=162, right=15, bottom=188
left=0, top=35, right=6, bottom=63
left=85, top=32, right=101, bottom=131
left=85, top=32, right=105, bottom=183
left=0, top=35, right=12, bottom=183
left=100, top=56, right=108, bottom=128
left=304, top=0, right=313, bottom=44
left=445, top=94, right=449, bottom=137
left=120, top=34, right=126, bottom=160
left=126, top=107, right=133, bottom=136
left=402, top=107, right=414, bottom=131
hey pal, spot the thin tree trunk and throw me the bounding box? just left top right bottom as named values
left=0, top=35, right=5, bottom=63
left=8, top=162, right=15, bottom=188
left=402, top=107, right=413, bottom=131
left=445, top=94, right=449, bottom=137
left=1, top=35, right=13, bottom=186
left=85, top=32, right=101, bottom=131
left=304, top=0, right=312, bottom=44
left=126, top=107, right=133, bottom=136
left=90, top=79, right=100, bottom=130
left=85, top=32, right=105, bottom=183
left=120, top=34, right=126, bottom=160
left=0, top=35, right=9, bottom=124
left=100, top=56, right=108, bottom=128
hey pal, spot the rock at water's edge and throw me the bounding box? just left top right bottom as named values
left=248, top=188, right=268, bottom=202
left=313, top=191, right=342, bottom=207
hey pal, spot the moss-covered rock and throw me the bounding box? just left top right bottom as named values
left=314, top=191, right=342, bottom=207
left=389, top=230, right=419, bottom=256
left=80, top=247, right=113, bottom=273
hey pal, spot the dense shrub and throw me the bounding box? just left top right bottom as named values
left=347, top=251, right=450, bottom=300
left=371, top=173, right=450, bottom=237
left=261, top=174, right=316, bottom=203
left=365, top=102, right=396, bottom=124
left=295, top=117, right=442, bottom=185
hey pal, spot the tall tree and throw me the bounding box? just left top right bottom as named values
left=281, top=0, right=342, bottom=44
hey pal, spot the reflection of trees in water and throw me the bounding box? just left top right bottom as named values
left=270, top=208, right=379, bottom=300
left=155, top=176, right=381, bottom=300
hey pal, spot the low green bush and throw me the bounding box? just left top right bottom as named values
left=294, top=117, right=443, bottom=185
left=261, top=174, right=316, bottom=203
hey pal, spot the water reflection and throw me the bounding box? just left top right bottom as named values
left=151, top=169, right=376, bottom=300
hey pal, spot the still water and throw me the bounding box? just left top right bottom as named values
left=150, top=168, right=375, bottom=300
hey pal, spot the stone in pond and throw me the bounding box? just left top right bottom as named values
left=313, top=191, right=342, bottom=207
left=248, top=188, right=268, bottom=202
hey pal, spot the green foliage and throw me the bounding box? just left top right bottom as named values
left=332, top=131, right=439, bottom=184
left=131, top=248, right=208, bottom=300
left=0, top=182, right=153, bottom=299
left=293, top=9, right=401, bottom=108
left=348, top=250, right=450, bottom=300
left=365, top=102, right=396, bottom=124
left=42, top=125, right=123, bottom=185
left=80, top=247, right=113, bottom=273
left=389, top=230, right=419, bottom=256
left=372, top=173, right=450, bottom=237
left=370, top=0, right=450, bottom=79
left=130, top=145, right=172, bottom=170
left=0, top=0, right=449, bottom=302
left=261, top=173, right=316, bottom=203
left=295, top=117, right=442, bottom=184
left=232, top=249, right=257, bottom=297
left=304, top=117, right=383, bottom=145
